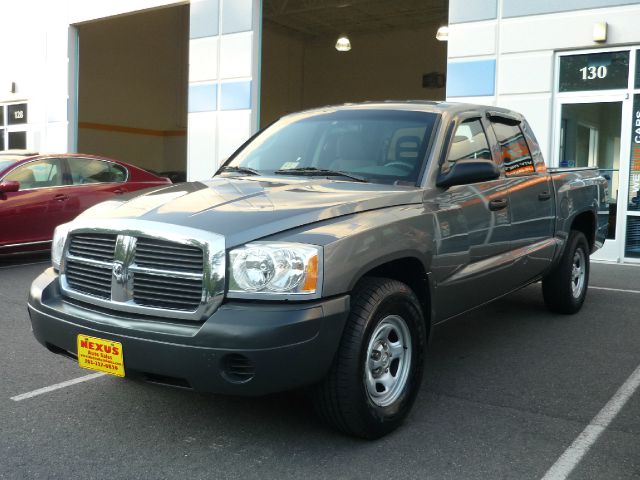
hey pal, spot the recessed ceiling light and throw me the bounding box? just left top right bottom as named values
left=335, top=35, right=351, bottom=52
left=436, top=26, right=449, bottom=42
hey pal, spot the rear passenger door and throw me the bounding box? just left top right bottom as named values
left=431, top=115, right=514, bottom=321
left=488, top=115, right=555, bottom=282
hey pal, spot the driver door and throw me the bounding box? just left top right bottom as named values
left=430, top=115, right=514, bottom=322
left=0, top=158, right=66, bottom=247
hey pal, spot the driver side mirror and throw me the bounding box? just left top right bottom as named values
left=436, top=159, right=500, bottom=189
left=0, top=181, right=20, bottom=193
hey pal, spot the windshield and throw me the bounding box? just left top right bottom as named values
left=222, top=109, right=439, bottom=185
left=0, top=160, right=16, bottom=173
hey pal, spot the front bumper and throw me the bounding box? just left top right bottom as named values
left=27, top=268, right=350, bottom=396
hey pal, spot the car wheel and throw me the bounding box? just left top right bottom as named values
left=542, top=230, right=590, bottom=314
left=314, top=277, right=427, bottom=439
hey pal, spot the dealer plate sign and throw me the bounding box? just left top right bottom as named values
left=77, top=335, right=124, bottom=377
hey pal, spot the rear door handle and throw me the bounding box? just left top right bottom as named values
left=538, top=191, right=552, bottom=201
left=489, top=198, right=508, bottom=211
left=54, top=193, right=69, bottom=202
left=113, top=188, right=127, bottom=195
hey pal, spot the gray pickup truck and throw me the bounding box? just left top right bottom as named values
left=28, top=102, right=607, bottom=438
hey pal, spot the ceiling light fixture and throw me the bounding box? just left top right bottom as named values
left=335, top=35, right=351, bottom=52
left=435, top=25, right=449, bottom=42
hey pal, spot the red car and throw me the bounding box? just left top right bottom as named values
left=0, top=153, right=172, bottom=255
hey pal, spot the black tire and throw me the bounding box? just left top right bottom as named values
left=542, top=230, right=590, bottom=314
left=313, top=277, right=427, bottom=439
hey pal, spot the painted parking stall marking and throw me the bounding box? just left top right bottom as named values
left=541, top=363, right=640, bottom=480
left=10, top=373, right=106, bottom=402
left=590, top=286, right=640, bottom=294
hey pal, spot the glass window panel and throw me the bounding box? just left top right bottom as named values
left=559, top=51, right=629, bottom=92
left=189, top=0, right=219, bottom=39
left=560, top=102, right=622, bottom=240
left=0, top=129, right=4, bottom=151
left=67, top=158, right=126, bottom=184
left=625, top=217, right=640, bottom=258
left=8, top=131, right=26, bottom=149
left=5, top=159, right=62, bottom=189
left=0, top=106, right=4, bottom=126
left=492, top=121, right=535, bottom=176
left=629, top=95, right=640, bottom=212
left=444, top=119, right=492, bottom=172
left=7, top=103, right=27, bottom=125
left=635, top=50, right=640, bottom=89
left=219, top=33, right=252, bottom=80
left=221, top=0, right=252, bottom=34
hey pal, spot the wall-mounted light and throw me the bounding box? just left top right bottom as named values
left=593, top=21, right=607, bottom=43
left=436, top=25, right=449, bottom=42
left=335, top=35, right=351, bottom=52
left=10, top=82, right=16, bottom=94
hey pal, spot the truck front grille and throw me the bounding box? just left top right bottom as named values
left=60, top=224, right=225, bottom=321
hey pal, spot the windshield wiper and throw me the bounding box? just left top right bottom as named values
left=274, top=167, right=368, bottom=183
left=219, top=165, right=260, bottom=176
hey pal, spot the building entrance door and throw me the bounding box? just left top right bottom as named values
left=554, top=47, right=640, bottom=262
left=555, top=97, right=630, bottom=261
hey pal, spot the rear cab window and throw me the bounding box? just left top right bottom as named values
left=490, top=120, right=535, bottom=176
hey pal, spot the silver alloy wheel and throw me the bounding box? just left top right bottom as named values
left=364, top=315, right=412, bottom=407
left=571, top=247, right=586, bottom=299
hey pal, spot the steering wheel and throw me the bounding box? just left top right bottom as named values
left=384, top=161, right=414, bottom=172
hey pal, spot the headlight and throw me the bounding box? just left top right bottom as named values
left=51, top=223, right=72, bottom=271
left=228, top=243, right=322, bottom=299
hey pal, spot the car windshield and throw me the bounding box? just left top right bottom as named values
left=0, top=160, right=14, bottom=172
left=222, top=109, right=439, bottom=185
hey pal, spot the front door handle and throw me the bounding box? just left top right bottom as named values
left=538, top=191, right=552, bottom=201
left=54, top=193, right=69, bottom=202
left=489, top=198, right=508, bottom=211
left=113, top=188, right=127, bottom=195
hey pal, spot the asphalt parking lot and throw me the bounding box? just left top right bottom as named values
left=1, top=258, right=639, bottom=480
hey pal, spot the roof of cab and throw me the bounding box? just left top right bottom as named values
left=282, top=100, right=521, bottom=119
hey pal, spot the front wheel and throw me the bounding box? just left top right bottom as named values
left=542, top=230, right=590, bottom=314
left=313, top=277, right=427, bottom=439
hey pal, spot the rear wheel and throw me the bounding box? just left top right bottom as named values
left=542, top=230, right=590, bottom=314
left=314, top=277, right=426, bottom=439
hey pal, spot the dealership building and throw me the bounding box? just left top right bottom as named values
left=1, top=0, right=640, bottom=263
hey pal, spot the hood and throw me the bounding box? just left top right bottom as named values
left=77, top=176, right=423, bottom=247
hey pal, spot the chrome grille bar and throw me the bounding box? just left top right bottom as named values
left=68, top=234, right=116, bottom=262
left=134, top=237, right=204, bottom=273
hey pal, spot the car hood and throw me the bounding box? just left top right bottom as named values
left=77, top=176, right=423, bottom=247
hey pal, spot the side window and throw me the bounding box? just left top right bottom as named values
left=5, top=158, right=62, bottom=189
left=491, top=120, right=535, bottom=176
left=67, top=158, right=127, bottom=184
left=443, top=118, right=492, bottom=172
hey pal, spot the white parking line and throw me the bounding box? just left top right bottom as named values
left=541, top=363, right=640, bottom=480
left=10, top=372, right=106, bottom=402
left=590, top=286, right=640, bottom=294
